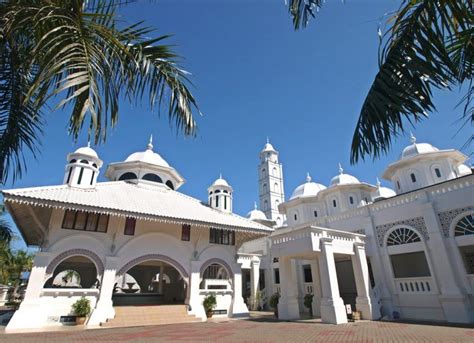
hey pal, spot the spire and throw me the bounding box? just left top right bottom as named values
left=266, top=136, right=270, bottom=144
left=376, top=177, right=381, bottom=188
left=254, top=201, right=257, bottom=210
left=87, top=140, right=91, bottom=148
left=338, top=163, right=344, bottom=174
left=306, top=172, right=312, bottom=183
left=147, top=134, right=153, bottom=150
left=410, top=131, right=416, bottom=144
left=219, top=172, right=222, bottom=179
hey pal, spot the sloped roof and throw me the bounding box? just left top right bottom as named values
left=3, top=181, right=273, bottom=234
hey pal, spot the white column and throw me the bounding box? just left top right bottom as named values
left=87, top=256, right=118, bottom=326
left=158, top=264, right=165, bottom=294
left=310, top=257, right=322, bottom=317
left=250, top=256, right=260, bottom=310
left=230, top=263, right=249, bottom=318
left=318, top=238, right=347, bottom=324
left=6, top=252, right=51, bottom=331
left=351, top=242, right=380, bottom=320
left=188, top=260, right=205, bottom=320
left=277, top=256, right=300, bottom=320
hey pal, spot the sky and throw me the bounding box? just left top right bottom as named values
left=3, top=0, right=472, bottom=250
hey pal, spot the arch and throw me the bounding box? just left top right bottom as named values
left=200, top=258, right=234, bottom=279
left=453, top=212, right=474, bottom=237
left=45, top=249, right=104, bottom=280
left=274, top=182, right=279, bottom=193
left=386, top=227, right=422, bottom=246
left=79, top=159, right=89, bottom=164
left=142, top=173, right=163, bottom=183
left=119, top=172, right=138, bottom=181
left=166, top=180, right=174, bottom=190
left=116, top=254, right=189, bottom=281
left=69, top=159, right=77, bottom=164
left=272, top=167, right=278, bottom=176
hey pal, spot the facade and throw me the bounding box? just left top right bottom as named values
left=3, top=138, right=271, bottom=331
left=243, top=137, right=474, bottom=324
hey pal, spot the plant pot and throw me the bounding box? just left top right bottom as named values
left=206, top=311, right=213, bottom=318
left=76, top=316, right=87, bottom=325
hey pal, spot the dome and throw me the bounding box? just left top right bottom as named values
left=261, top=138, right=277, bottom=154
left=330, top=164, right=360, bottom=186
left=211, top=175, right=230, bottom=188
left=400, top=134, right=439, bottom=160
left=247, top=203, right=267, bottom=221
left=124, top=136, right=170, bottom=168
left=457, top=164, right=472, bottom=176
left=372, top=179, right=396, bottom=200
left=290, top=173, right=327, bottom=200
left=74, top=145, right=98, bottom=158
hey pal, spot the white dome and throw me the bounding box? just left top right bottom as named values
left=74, top=146, right=98, bottom=158
left=330, top=164, right=360, bottom=186
left=247, top=203, right=267, bottom=221
left=211, top=176, right=230, bottom=187
left=290, top=173, right=326, bottom=200
left=372, top=179, right=396, bottom=200
left=124, top=137, right=170, bottom=168
left=400, top=134, right=439, bottom=160
left=457, top=164, right=472, bottom=176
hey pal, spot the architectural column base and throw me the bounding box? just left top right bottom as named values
left=320, top=296, right=347, bottom=324
left=439, top=294, right=471, bottom=324
left=88, top=299, right=115, bottom=326
left=5, top=301, right=47, bottom=331
left=355, top=296, right=381, bottom=320
left=278, top=298, right=300, bottom=320
left=230, top=297, right=249, bottom=318
left=311, top=296, right=321, bottom=318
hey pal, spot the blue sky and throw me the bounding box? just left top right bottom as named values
left=4, top=0, right=472, bottom=250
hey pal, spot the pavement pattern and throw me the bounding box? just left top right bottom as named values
left=2, top=319, right=474, bottom=343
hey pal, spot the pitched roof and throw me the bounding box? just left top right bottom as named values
left=3, top=181, right=273, bottom=234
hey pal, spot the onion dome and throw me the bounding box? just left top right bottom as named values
left=124, top=135, right=170, bottom=168
left=400, top=133, right=439, bottom=160
left=290, top=173, right=327, bottom=200
left=330, top=164, right=360, bottom=186
left=372, top=178, right=396, bottom=201
left=247, top=202, right=268, bottom=221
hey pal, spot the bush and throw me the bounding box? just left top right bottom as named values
left=269, top=292, right=280, bottom=309
left=202, top=293, right=217, bottom=313
left=304, top=293, right=314, bottom=316
left=72, top=297, right=91, bottom=317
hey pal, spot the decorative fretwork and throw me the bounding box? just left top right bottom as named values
left=438, top=206, right=474, bottom=237
left=46, top=249, right=104, bottom=277
left=375, top=217, right=428, bottom=247
left=454, top=214, right=474, bottom=237
left=386, top=227, right=421, bottom=246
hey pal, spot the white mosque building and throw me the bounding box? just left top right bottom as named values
left=2, top=134, right=474, bottom=331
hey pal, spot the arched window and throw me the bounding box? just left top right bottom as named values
left=77, top=167, right=84, bottom=184
left=434, top=168, right=442, bottom=178
left=44, top=256, right=98, bottom=289
left=349, top=196, right=354, bottom=205
left=209, top=191, right=213, bottom=195
left=332, top=199, right=337, bottom=208
left=263, top=183, right=267, bottom=193
left=69, top=159, right=77, bottom=164
left=274, top=182, right=279, bottom=193
left=142, top=173, right=163, bottom=183
left=215, top=190, right=221, bottom=193
left=92, top=163, right=97, bottom=168
left=80, top=159, right=89, bottom=164
left=454, top=214, right=474, bottom=236
left=119, top=172, right=138, bottom=181
left=396, top=180, right=401, bottom=190
left=386, top=227, right=421, bottom=246
left=165, top=180, right=174, bottom=190
left=275, top=199, right=280, bottom=209
left=262, top=168, right=266, bottom=176
left=272, top=167, right=278, bottom=176
left=294, top=213, right=298, bottom=221
left=410, top=173, right=417, bottom=183
left=314, top=210, right=318, bottom=218
left=215, top=196, right=219, bottom=207
left=66, top=167, right=73, bottom=183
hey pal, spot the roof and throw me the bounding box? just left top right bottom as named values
left=330, top=164, right=360, bottom=186
left=3, top=181, right=273, bottom=244
left=290, top=174, right=326, bottom=200
left=210, top=176, right=231, bottom=188
left=74, top=146, right=98, bottom=159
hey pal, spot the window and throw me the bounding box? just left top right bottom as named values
left=209, top=228, right=235, bottom=245
left=90, top=172, right=95, bottom=185
left=410, top=173, right=417, bottom=183
left=119, top=172, right=137, bottom=181
left=459, top=245, right=474, bottom=274
left=215, top=196, right=219, bottom=207
left=273, top=257, right=279, bottom=263
left=390, top=252, right=431, bottom=278
left=224, top=196, right=227, bottom=210
left=62, top=210, right=108, bottom=233
left=396, top=180, right=401, bottom=190
left=386, top=227, right=421, bottom=246
left=274, top=268, right=280, bottom=284
left=264, top=200, right=268, bottom=211
left=66, top=167, right=73, bottom=184
left=124, top=217, right=136, bottom=235
left=435, top=168, right=442, bottom=178
left=332, top=199, right=337, bottom=207
left=349, top=196, right=354, bottom=205
left=303, top=265, right=312, bottom=283
left=263, top=183, right=267, bottom=193
left=166, top=180, right=174, bottom=190
left=142, top=173, right=163, bottom=183
left=294, top=214, right=297, bottom=221
left=80, top=159, right=88, bottom=164
left=274, top=182, right=279, bottom=192
left=314, top=210, right=318, bottom=218
left=454, top=214, right=474, bottom=236
left=181, top=224, right=191, bottom=241
left=77, top=167, right=84, bottom=184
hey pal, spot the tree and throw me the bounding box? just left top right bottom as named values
left=0, top=0, right=200, bottom=184
left=287, top=0, right=473, bottom=162
left=0, top=203, right=13, bottom=244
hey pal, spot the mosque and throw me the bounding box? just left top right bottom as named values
left=2, top=134, right=474, bottom=331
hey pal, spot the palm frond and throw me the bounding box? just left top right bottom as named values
left=287, top=0, right=325, bottom=29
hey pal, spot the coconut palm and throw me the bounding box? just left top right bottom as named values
left=0, top=0, right=199, bottom=183
left=287, top=0, right=473, bottom=162
left=0, top=203, right=13, bottom=244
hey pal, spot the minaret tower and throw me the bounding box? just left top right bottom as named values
left=258, top=138, right=285, bottom=225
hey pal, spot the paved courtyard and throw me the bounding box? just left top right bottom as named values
left=2, top=318, right=474, bottom=343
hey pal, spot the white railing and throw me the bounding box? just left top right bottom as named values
left=202, top=279, right=231, bottom=291
left=41, top=288, right=100, bottom=297
left=395, top=277, right=436, bottom=294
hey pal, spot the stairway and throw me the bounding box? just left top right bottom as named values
left=101, top=305, right=201, bottom=328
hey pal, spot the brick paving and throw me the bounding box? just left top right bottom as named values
left=1, top=318, right=474, bottom=342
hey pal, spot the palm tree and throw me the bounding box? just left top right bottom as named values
left=287, top=0, right=473, bottom=162
left=0, top=0, right=200, bottom=183
left=0, top=203, right=13, bottom=244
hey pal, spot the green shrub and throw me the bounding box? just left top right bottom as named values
left=303, top=293, right=313, bottom=310
left=269, top=292, right=280, bottom=309
left=72, top=297, right=91, bottom=317
left=202, top=293, right=217, bottom=313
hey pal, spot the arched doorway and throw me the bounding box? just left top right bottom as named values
left=44, top=255, right=99, bottom=288
left=114, top=259, right=187, bottom=306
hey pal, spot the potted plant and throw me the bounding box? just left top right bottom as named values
left=269, top=292, right=280, bottom=318
left=254, top=290, right=265, bottom=311
left=304, top=293, right=314, bottom=317
left=202, top=293, right=217, bottom=318
left=72, top=297, right=91, bottom=325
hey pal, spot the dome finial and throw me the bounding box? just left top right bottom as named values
left=306, top=172, right=312, bottom=183
left=87, top=140, right=91, bottom=148
left=410, top=131, right=416, bottom=144
left=376, top=177, right=381, bottom=188
left=338, top=163, right=344, bottom=174
left=254, top=201, right=257, bottom=210
left=219, top=172, right=222, bottom=179
left=147, top=134, right=153, bottom=150
left=266, top=136, right=270, bottom=144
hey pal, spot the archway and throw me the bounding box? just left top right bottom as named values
left=44, top=255, right=99, bottom=288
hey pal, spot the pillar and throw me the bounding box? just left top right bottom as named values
left=351, top=242, right=380, bottom=320
left=188, top=260, right=205, bottom=320
left=88, top=256, right=118, bottom=326
left=250, top=256, right=260, bottom=310
left=230, top=263, right=249, bottom=318
left=6, top=252, right=51, bottom=331
left=318, top=238, right=347, bottom=324
left=277, top=256, right=300, bottom=320
left=158, top=264, right=165, bottom=294
left=310, top=257, right=322, bottom=317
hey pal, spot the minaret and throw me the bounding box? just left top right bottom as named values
left=208, top=174, right=233, bottom=213
left=258, top=138, right=285, bottom=225
left=64, top=143, right=103, bottom=188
